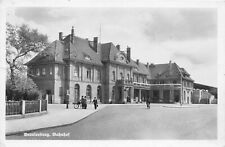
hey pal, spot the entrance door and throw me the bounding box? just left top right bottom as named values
left=46, top=90, right=52, bottom=104
left=97, top=86, right=102, bottom=102
left=86, top=85, right=92, bottom=103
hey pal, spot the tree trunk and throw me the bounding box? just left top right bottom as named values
left=10, top=65, right=16, bottom=100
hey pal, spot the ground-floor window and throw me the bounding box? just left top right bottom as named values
left=153, top=90, right=159, bottom=102
left=86, top=85, right=92, bottom=103
left=174, top=90, right=180, bottom=102
left=74, top=84, right=80, bottom=102
left=163, top=90, right=170, bottom=103
left=97, top=85, right=102, bottom=102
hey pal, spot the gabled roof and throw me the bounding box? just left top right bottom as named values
left=149, top=63, right=180, bottom=79
left=100, top=42, right=135, bottom=67
left=26, top=35, right=103, bottom=66
left=69, top=36, right=103, bottom=66
left=132, top=60, right=150, bottom=75
left=25, top=40, right=64, bottom=65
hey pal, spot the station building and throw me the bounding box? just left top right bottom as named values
left=26, top=27, right=194, bottom=104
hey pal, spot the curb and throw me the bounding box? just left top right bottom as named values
left=6, top=105, right=108, bottom=136
left=6, top=111, right=48, bottom=120
left=162, top=105, right=200, bottom=108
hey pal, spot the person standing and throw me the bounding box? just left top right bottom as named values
left=146, top=97, right=150, bottom=109
left=84, top=96, right=87, bottom=109
left=93, top=97, right=98, bottom=110
left=81, top=96, right=85, bottom=109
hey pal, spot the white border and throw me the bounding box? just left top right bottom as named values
left=1, top=0, right=224, bottom=147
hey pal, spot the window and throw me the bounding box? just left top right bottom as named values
left=120, top=72, right=123, bottom=80
left=87, top=68, right=91, bottom=80
left=50, top=67, right=53, bottom=75
left=97, top=69, right=101, bottom=81
left=127, top=74, right=130, bottom=80
left=59, top=87, right=63, bottom=96
left=36, top=68, right=40, bottom=76
left=74, top=65, right=79, bottom=77
left=42, top=68, right=46, bottom=75
left=112, top=71, right=116, bottom=81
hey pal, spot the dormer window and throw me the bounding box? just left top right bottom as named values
left=36, top=68, right=40, bottom=76
left=42, top=68, right=46, bottom=75
left=84, top=55, right=91, bottom=60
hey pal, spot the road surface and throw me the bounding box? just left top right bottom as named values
left=6, top=104, right=217, bottom=140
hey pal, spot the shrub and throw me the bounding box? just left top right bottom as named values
left=6, top=76, right=41, bottom=101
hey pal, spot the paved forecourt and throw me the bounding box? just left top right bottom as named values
left=6, top=104, right=217, bottom=140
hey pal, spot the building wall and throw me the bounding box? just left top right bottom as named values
left=192, top=89, right=211, bottom=104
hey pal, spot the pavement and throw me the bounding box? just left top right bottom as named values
left=6, top=103, right=216, bottom=137
left=6, top=103, right=217, bottom=140
left=6, top=103, right=108, bottom=136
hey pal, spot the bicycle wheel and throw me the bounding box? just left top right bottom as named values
left=74, top=103, right=79, bottom=109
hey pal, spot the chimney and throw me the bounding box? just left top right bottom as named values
left=146, top=62, right=149, bottom=68
left=127, top=46, right=131, bottom=62
left=59, top=32, right=63, bottom=41
left=169, top=60, right=172, bottom=75
left=71, top=26, right=74, bottom=43
left=136, top=59, right=139, bottom=65
left=116, top=44, right=120, bottom=50
left=93, top=37, right=98, bottom=52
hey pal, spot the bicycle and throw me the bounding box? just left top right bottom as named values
left=73, top=101, right=81, bottom=109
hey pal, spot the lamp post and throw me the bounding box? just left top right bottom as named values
left=66, top=90, right=70, bottom=109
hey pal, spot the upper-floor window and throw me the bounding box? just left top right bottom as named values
left=120, top=72, right=123, bottom=80
left=42, top=68, right=46, bottom=75
left=112, top=71, right=116, bottom=81
left=97, top=69, right=101, bottom=81
left=50, top=67, right=53, bottom=75
left=87, top=68, right=91, bottom=80
left=127, top=73, right=130, bottom=80
left=36, top=68, right=40, bottom=76
left=74, top=65, right=79, bottom=77
left=134, top=74, right=138, bottom=82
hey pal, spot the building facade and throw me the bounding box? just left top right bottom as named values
left=26, top=27, right=194, bottom=104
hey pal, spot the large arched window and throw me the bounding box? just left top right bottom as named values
left=97, top=86, right=102, bottom=102
left=74, top=84, right=80, bottom=102
left=112, top=71, right=116, bottom=81
left=86, top=85, right=92, bottom=102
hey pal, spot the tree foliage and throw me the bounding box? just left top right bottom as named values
left=6, top=75, right=41, bottom=101
left=6, top=23, right=48, bottom=100
left=6, top=23, right=48, bottom=87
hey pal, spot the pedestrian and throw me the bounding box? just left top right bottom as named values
left=146, top=97, right=150, bottom=109
left=81, top=96, right=85, bottom=109
left=84, top=96, right=87, bottom=109
left=93, top=97, right=98, bottom=110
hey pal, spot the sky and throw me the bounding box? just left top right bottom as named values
left=6, top=7, right=217, bottom=87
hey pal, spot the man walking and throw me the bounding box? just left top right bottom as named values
left=146, top=97, right=150, bottom=109
left=93, top=97, right=98, bottom=110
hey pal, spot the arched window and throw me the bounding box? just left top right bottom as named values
left=86, top=85, right=92, bottom=102
left=74, top=84, right=80, bottom=102
left=112, top=71, right=116, bottom=81
left=97, top=86, right=102, bottom=102
left=127, top=73, right=130, bottom=81
left=120, top=72, right=123, bottom=80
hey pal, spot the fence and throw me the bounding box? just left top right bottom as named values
left=6, top=101, right=22, bottom=115
left=6, top=100, right=47, bottom=116
left=25, top=100, right=40, bottom=114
